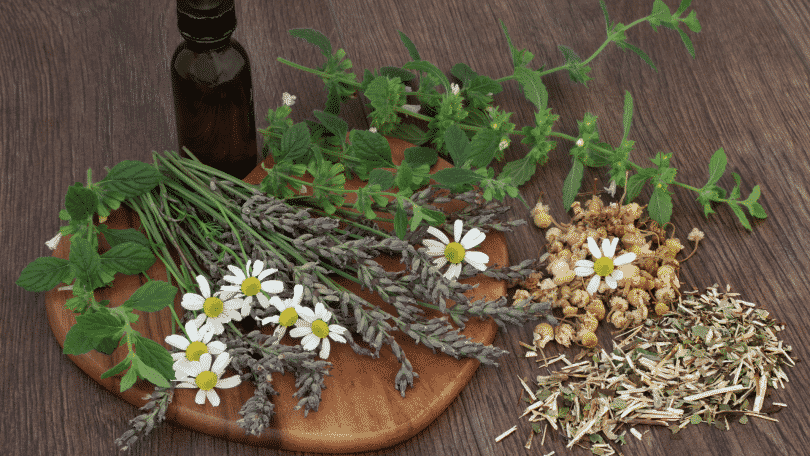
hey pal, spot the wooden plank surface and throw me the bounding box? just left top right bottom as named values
left=3, top=0, right=810, bottom=455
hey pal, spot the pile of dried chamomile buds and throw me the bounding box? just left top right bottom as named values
left=514, top=193, right=704, bottom=350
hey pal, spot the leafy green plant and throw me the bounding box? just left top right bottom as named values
left=267, top=0, right=765, bottom=230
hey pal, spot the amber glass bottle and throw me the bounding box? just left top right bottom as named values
left=171, top=0, right=257, bottom=178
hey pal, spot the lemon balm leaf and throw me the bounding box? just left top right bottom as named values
left=122, top=280, right=177, bottom=313
left=101, top=356, right=132, bottom=380
left=65, top=183, right=97, bottom=222
left=100, top=242, right=155, bottom=275
left=289, top=28, right=332, bottom=57
left=133, top=358, right=171, bottom=388
left=397, top=30, right=420, bottom=61
left=97, top=160, right=163, bottom=201
left=133, top=334, right=175, bottom=383
left=16, top=256, right=72, bottom=292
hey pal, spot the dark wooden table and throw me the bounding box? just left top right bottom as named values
left=4, top=1, right=810, bottom=455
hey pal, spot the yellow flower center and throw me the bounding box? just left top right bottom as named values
left=241, top=277, right=261, bottom=296
left=279, top=307, right=299, bottom=327
left=203, top=296, right=224, bottom=317
left=444, top=242, right=466, bottom=264
left=311, top=319, right=330, bottom=338
left=185, top=341, right=209, bottom=362
left=195, top=371, right=218, bottom=391
left=594, top=257, right=614, bottom=277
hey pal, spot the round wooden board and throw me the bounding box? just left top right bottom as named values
left=45, top=137, right=508, bottom=453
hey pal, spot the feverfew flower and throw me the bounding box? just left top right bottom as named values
left=289, top=302, right=348, bottom=359
left=261, top=284, right=307, bottom=340
left=282, top=92, right=296, bottom=106
left=165, top=319, right=226, bottom=374
left=221, top=260, right=283, bottom=315
left=182, top=275, right=244, bottom=335
left=173, top=352, right=241, bottom=407
left=574, top=237, right=636, bottom=294
left=423, top=219, right=490, bottom=281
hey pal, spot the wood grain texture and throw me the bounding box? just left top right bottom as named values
left=3, top=0, right=810, bottom=455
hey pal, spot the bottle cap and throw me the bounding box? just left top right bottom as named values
left=177, top=0, right=236, bottom=44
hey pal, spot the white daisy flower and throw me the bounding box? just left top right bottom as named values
left=574, top=237, right=637, bottom=294
left=221, top=260, right=283, bottom=316
left=181, top=275, right=244, bottom=335
left=173, top=352, right=241, bottom=407
left=165, top=319, right=227, bottom=374
left=423, top=219, right=490, bottom=282
left=261, top=284, right=307, bottom=341
left=289, top=302, right=347, bottom=360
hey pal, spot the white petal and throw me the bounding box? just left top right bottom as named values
left=263, top=315, right=279, bottom=325
left=574, top=266, right=594, bottom=277
left=587, top=275, right=601, bottom=294
left=251, top=260, right=264, bottom=277
left=453, top=219, right=463, bottom=243
left=206, top=389, right=220, bottom=407
left=258, top=267, right=278, bottom=281
left=587, top=237, right=601, bottom=259
left=422, top=239, right=446, bottom=255
left=605, top=275, right=618, bottom=289
left=195, top=275, right=211, bottom=298
left=289, top=327, right=310, bottom=338
left=328, top=328, right=347, bottom=343
left=211, top=352, right=230, bottom=375
left=225, top=265, right=245, bottom=282
left=181, top=293, right=204, bottom=311
left=165, top=334, right=191, bottom=350
left=297, top=306, right=315, bottom=322
left=195, top=389, right=207, bottom=405
left=427, top=226, right=450, bottom=245
left=198, top=353, right=213, bottom=371
left=301, top=334, right=320, bottom=351
left=261, top=280, right=284, bottom=294
left=186, top=319, right=202, bottom=341
left=459, top=228, right=486, bottom=249
left=272, top=325, right=287, bottom=339
left=319, top=339, right=331, bottom=359
left=216, top=375, right=241, bottom=389
left=613, top=252, right=636, bottom=266
left=611, top=269, right=624, bottom=282
left=464, top=251, right=489, bottom=270
left=444, top=263, right=462, bottom=281
left=575, top=259, right=594, bottom=268
left=291, top=285, right=304, bottom=305
left=175, top=361, right=200, bottom=378
left=208, top=341, right=226, bottom=354
left=602, top=238, right=615, bottom=259
left=432, top=256, right=448, bottom=270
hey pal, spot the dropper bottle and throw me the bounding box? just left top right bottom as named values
left=170, top=0, right=257, bottom=178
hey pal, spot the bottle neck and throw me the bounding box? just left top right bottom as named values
left=184, top=35, right=233, bottom=52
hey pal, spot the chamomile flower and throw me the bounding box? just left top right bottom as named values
left=289, top=302, right=347, bottom=360
left=165, top=319, right=226, bottom=374
left=574, top=237, right=637, bottom=294
left=173, top=352, right=241, bottom=407
left=423, top=219, right=490, bottom=282
left=182, top=275, right=244, bottom=335
left=261, top=284, right=307, bottom=340
left=221, top=260, right=283, bottom=315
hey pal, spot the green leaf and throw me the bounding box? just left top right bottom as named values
left=394, top=161, right=415, bottom=194
left=728, top=202, right=752, bottom=231
left=499, top=19, right=519, bottom=68
left=97, top=226, right=151, bottom=251
left=69, top=236, right=104, bottom=290
left=707, top=148, right=727, bottom=185
left=648, top=187, right=673, bottom=225
left=133, top=335, right=175, bottom=383
left=444, top=124, right=472, bottom=168
left=403, top=60, right=449, bottom=90
left=364, top=76, right=405, bottom=132
left=134, top=358, right=171, bottom=388
left=682, top=10, right=701, bottom=33
left=469, top=128, right=501, bottom=168
left=403, top=146, right=438, bottom=168
left=562, top=160, right=585, bottom=210
left=368, top=168, right=395, bottom=191
left=649, top=0, right=673, bottom=31
left=346, top=130, right=395, bottom=179
left=100, top=242, right=154, bottom=275
left=98, top=160, right=163, bottom=201
left=557, top=45, right=592, bottom=85
left=101, top=356, right=132, bottom=379
left=676, top=0, right=693, bottom=15
left=397, top=30, right=420, bottom=61
left=622, top=90, right=634, bottom=143
left=279, top=122, right=312, bottom=163
left=600, top=0, right=611, bottom=32
left=313, top=110, right=348, bottom=143
left=617, top=41, right=658, bottom=72
left=289, top=28, right=332, bottom=57
left=431, top=167, right=480, bottom=190
left=730, top=172, right=742, bottom=200
left=748, top=201, right=767, bottom=219
left=16, top=256, right=73, bottom=292
left=63, top=324, right=98, bottom=355
left=678, top=28, right=696, bottom=58
left=65, top=183, right=98, bottom=222
left=119, top=365, right=138, bottom=392
left=500, top=155, right=537, bottom=188
left=625, top=171, right=651, bottom=203
left=122, top=280, right=177, bottom=313
left=515, top=66, right=548, bottom=110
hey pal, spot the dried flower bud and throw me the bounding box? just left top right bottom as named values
left=657, top=264, right=676, bottom=280
left=586, top=196, right=604, bottom=214
left=627, top=288, right=650, bottom=308
left=579, top=330, right=598, bottom=348
left=585, top=299, right=606, bottom=320
left=609, top=296, right=629, bottom=313
left=562, top=304, right=580, bottom=318
left=571, top=201, right=583, bottom=217
left=546, top=227, right=563, bottom=243
left=539, top=278, right=556, bottom=291
left=533, top=323, right=555, bottom=349
left=580, top=313, right=599, bottom=332
left=531, top=202, right=554, bottom=228
left=609, top=311, right=628, bottom=329
left=654, top=301, right=669, bottom=316
left=555, top=323, right=575, bottom=347
left=622, top=202, right=643, bottom=222
left=664, top=238, right=684, bottom=255
left=687, top=228, right=705, bottom=242
left=553, top=298, right=570, bottom=309
left=655, top=286, right=676, bottom=303
left=570, top=289, right=591, bottom=308
left=513, top=289, right=531, bottom=302
left=548, top=240, right=564, bottom=254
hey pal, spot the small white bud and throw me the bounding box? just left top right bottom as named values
left=45, top=232, right=63, bottom=250
left=450, top=83, right=460, bottom=95
left=576, top=138, right=585, bottom=148
left=282, top=92, right=297, bottom=106
left=369, top=126, right=377, bottom=133
left=498, top=139, right=509, bottom=151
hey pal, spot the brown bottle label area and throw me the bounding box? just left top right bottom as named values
left=172, top=47, right=258, bottom=179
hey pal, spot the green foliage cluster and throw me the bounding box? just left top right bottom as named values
left=16, top=161, right=180, bottom=391
left=266, top=0, right=764, bottom=231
